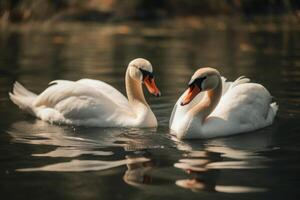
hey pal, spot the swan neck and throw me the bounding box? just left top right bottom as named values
left=124, top=67, right=157, bottom=127
left=191, top=75, right=222, bottom=123
left=125, top=68, right=148, bottom=107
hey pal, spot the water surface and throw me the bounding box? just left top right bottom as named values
left=0, top=22, right=300, bottom=200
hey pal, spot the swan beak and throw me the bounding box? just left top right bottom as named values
left=181, top=85, right=201, bottom=106
left=144, top=76, right=161, bottom=97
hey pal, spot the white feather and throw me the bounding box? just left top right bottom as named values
left=170, top=76, right=278, bottom=139
left=9, top=58, right=158, bottom=128
left=10, top=80, right=141, bottom=127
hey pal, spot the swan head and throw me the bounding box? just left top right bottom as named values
left=181, top=67, right=220, bottom=106
left=128, top=58, right=161, bottom=97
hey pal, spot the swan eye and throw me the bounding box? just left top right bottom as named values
left=139, top=68, right=154, bottom=81
left=188, top=76, right=206, bottom=87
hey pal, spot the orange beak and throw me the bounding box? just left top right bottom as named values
left=181, top=85, right=201, bottom=106
left=144, top=76, right=161, bottom=97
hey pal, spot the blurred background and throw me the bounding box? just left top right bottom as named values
left=0, top=0, right=300, bottom=24
left=0, top=0, right=300, bottom=23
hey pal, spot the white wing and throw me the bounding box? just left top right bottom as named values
left=77, top=79, right=131, bottom=111
left=33, top=79, right=134, bottom=126
left=209, top=80, right=271, bottom=127
left=201, top=77, right=277, bottom=138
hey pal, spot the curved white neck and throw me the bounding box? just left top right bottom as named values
left=189, top=75, right=222, bottom=123
left=125, top=68, right=155, bottom=126
left=125, top=68, right=149, bottom=107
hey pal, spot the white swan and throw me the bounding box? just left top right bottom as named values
left=169, top=67, right=278, bottom=139
left=9, top=58, right=161, bottom=127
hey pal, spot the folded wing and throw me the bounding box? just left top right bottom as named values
left=32, top=79, right=133, bottom=126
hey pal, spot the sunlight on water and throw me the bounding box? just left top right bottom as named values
left=32, top=147, right=113, bottom=158
left=206, top=146, right=264, bottom=160
left=17, top=157, right=150, bottom=172
left=176, top=180, right=266, bottom=193
left=206, top=161, right=265, bottom=169
left=215, top=185, right=266, bottom=193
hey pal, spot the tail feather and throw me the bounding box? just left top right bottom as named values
left=12, top=82, right=36, bottom=97
left=270, top=102, right=278, bottom=116
left=9, top=82, right=37, bottom=116
left=265, top=102, right=278, bottom=124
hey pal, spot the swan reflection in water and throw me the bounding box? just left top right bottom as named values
left=122, top=153, right=179, bottom=196
left=8, top=120, right=275, bottom=194
left=173, top=130, right=274, bottom=193
left=123, top=155, right=155, bottom=186
left=8, top=120, right=175, bottom=193
left=7, top=120, right=157, bottom=172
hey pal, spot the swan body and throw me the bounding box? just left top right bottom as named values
left=170, top=68, right=278, bottom=139
left=9, top=58, right=161, bottom=127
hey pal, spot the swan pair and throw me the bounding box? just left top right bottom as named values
left=9, top=58, right=278, bottom=139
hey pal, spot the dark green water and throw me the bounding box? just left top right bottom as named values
left=0, top=22, right=300, bottom=200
